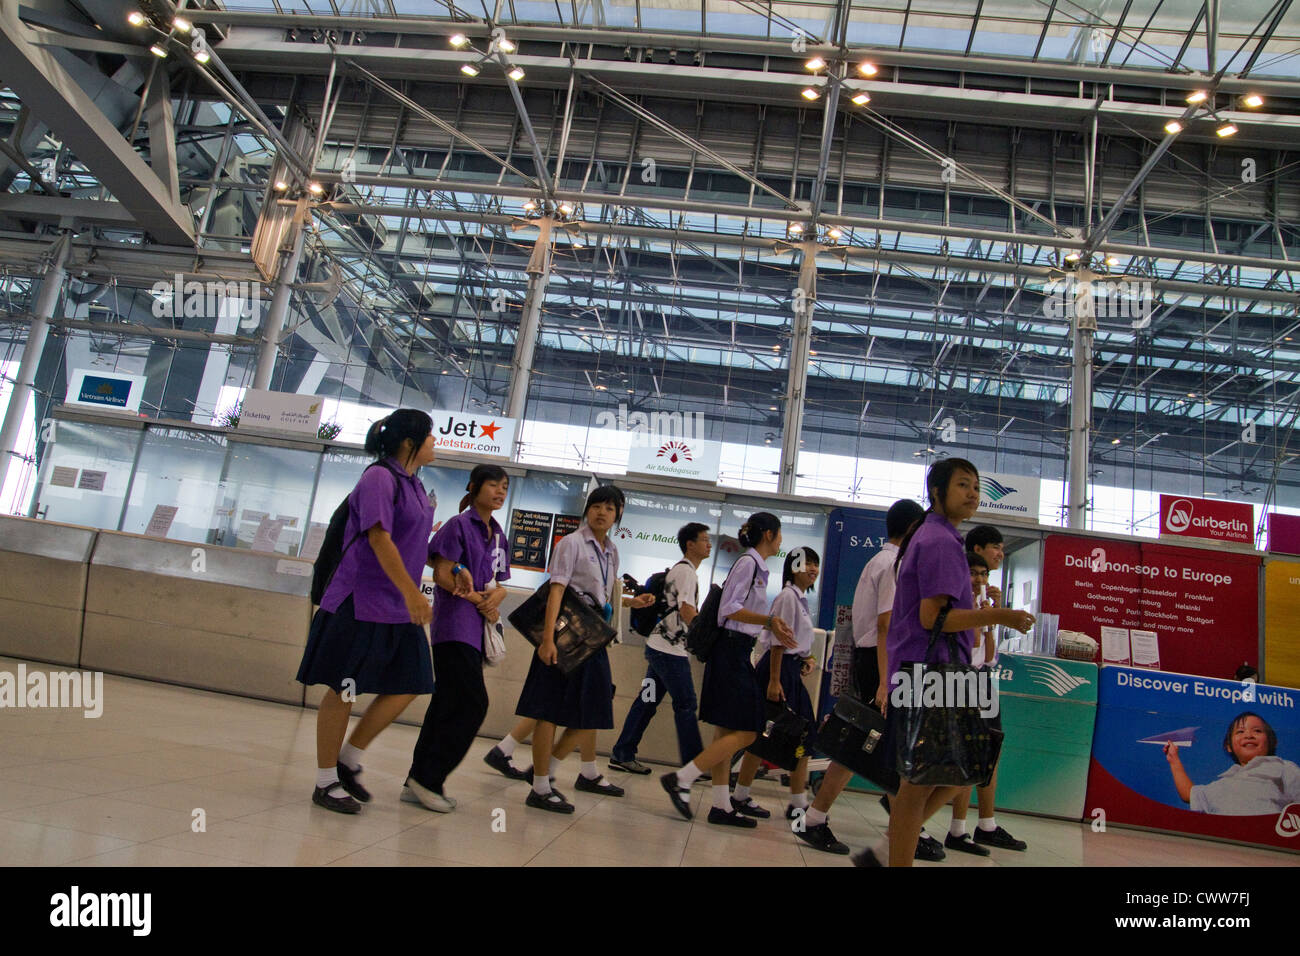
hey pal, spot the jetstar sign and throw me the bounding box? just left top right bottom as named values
left=1158, top=494, right=1253, bottom=546
left=429, top=408, right=516, bottom=458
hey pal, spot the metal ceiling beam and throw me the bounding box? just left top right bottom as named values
left=0, top=6, right=194, bottom=245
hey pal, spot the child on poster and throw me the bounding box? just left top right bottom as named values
left=1163, top=711, right=1300, bottom=815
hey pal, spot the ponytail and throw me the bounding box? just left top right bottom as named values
left=459, top=463, right=509, bottom=512
left=738, top=511, right=781, bottom=549
left=364, top=408, right=433, bottom=466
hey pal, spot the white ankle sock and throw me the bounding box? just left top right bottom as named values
left=677, top=762, right=702, bottom=788
left=979, top=817, right=997, bottom=832
left=532, top=776, right=552, bottom=796
left=712, top=785, right=732, bottom=811
left=316, top=767, right=347, bottom=797
left=580, top=760, right=600, bottom=780
left=499, top=734, right=519, bottom=757
left=950, top=819, right=967, bottom=838
left=338, top=742, right=364, bottom=771
left=806, top=808, right=828, bottom=827
left=790, top=791, right=809, bottom=809
left=733, top=783, right=752, bottom=802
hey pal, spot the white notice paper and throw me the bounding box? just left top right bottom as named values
left=145, top=504, right=179, bottom=538
left=300, top=522, right=328, bottom=561
left=50, top=466, right=79, bottom=488
left=1100, top=626, right=1132, bottom=665
left=251, top=517, right=288, bottom=553
left=78, top=470, right=107, bottom=492
left=1130, top=629, right=1161, bottom=669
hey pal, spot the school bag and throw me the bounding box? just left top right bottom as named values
left=629, top=559, right=689, bottom=637
left=310, top=460, right=404, bottom=605
left=685, top=555, right=760, bottom=663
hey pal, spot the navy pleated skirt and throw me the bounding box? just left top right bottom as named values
left=754, top=649, right=817, bottom=746
left=514, top=646, right=614, bottom=730
left=296, top=596, right=435, bottom=696
left=698, top=630, right=766, bottom=733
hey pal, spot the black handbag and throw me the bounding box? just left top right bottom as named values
left=507, top=581, right=617, bottom=676
left=817, top=693, right=900, bottom=795
left=745, top=701, right=812, bottom=772
left=685, top=557, right=759, bottom=663
left=893, top=601, right=1003, bottom=787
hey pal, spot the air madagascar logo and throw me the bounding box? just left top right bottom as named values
left=982, top=478, right=1017, bottom=502
left=656, top=440, right=693, bottom=464
left=613, top=527, right=634, bottom=540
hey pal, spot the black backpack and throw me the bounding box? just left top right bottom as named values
left=310, top=461, right=403, bottom=605
left=685, top=555, right=760, bottom=663
left=629, top=560, right=689, bottom=637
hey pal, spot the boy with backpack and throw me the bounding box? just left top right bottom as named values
left=608, top=522, right=712, bottom=774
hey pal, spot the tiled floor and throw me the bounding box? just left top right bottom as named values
left=1, top=659, right=1295, bottom=867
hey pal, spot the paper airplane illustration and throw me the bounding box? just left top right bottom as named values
left=1137, top=727, right=1200, bottom=747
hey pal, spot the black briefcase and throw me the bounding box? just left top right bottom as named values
left=745, top=702, right=812, bottom=772
left=507, top=581, right=617, bottom=676
left=817, top=693, right=900, bottom=795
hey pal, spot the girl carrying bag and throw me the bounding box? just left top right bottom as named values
left=745, top=701, right=813, bottom=772
left=818, top=692, right=899, bottom=794
left=893, top=600, right=1003, bottom=787
left=507, top=581, right=617, bottom=675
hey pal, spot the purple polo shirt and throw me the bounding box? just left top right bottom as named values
left=320, top=459, right=435, bottom=623
left=428, top=508, right=510, bottom=649
left=886, top=511, right=975, bottom=671
left=716, top=549, right=770, bottom=636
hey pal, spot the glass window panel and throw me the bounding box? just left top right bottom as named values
left=617, top=488, right=722, bottom=592
left=713, top=498, right=829, bottom=603
left=503, top=471, right=592, bottom=590
left=120, top=426, right=229, bottom=544
left=33, top=420, right=140, bottom=530
left=214, top=440, right=321, bottom=556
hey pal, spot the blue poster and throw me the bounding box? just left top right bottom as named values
left=77, top=375, right=132, bottom=408
left=816, top=507, right=889, bottom=716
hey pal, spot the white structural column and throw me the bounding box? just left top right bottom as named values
left=252, top=214, right=308, bottom=392
left=504, top=216, right=555, bottom=434
left=1067, top=271, right=1097, bottom=529
left=0, top=232, right=71, bottom=493
left=779, top=241, right=817, bottom=495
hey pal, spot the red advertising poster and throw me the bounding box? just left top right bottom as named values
left=1041, top=534, right=1259, bottom=679
left=1267, top=512, right=1300, bottom=556
left=1158, top=494, right=1253, bottom=545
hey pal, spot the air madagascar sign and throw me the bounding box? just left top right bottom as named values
left=1158, top=494, right=1253, bottom=546
left=626, top=435, right=721, bottom=483
left=429, top=409, right=516, bottom=458
left=1040, top=533, right=1259, bottom=679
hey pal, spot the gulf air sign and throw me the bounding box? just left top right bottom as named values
left=976, top=472, right=1040, bottom=519
left=1158, top=494, right=1253, bottom=546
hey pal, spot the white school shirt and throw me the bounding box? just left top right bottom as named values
left=851, top=543, right=898, bottom=649
left=1189, top=755, right=1300, bottom=815
left=758, top=584, right=815, bottom=657
left=646, top=560, right=698, bottom=658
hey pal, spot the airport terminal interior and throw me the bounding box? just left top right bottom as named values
left=1, top=0, right=1299, bottom=867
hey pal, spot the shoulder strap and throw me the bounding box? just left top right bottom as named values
left=339, top=461, right=405, bottom=558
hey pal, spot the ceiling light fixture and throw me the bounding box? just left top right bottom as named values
left=826, top=227, right=843, bottom=240
left=273, top=180, right=288, bottom=191
left=1105, top=255, right=1118, bottom=267
left=1111, top=438, right=1121, bottom=445
left=173, top=16, right=192, bottom=32
left=194, top=48, right=210, bottom=63
left=1242, top=93, right=1264, bottom=108
left=449, top=33, right=469, bottom=48
left=460, top=63, right=480, bottom=77
left=1064, top=252, right=1081, bottom=263
left=497, top=37, right=517, bottom=53
left=858, top=62, right=878, bottom=76
left=851, top=91, right=870, bottom=106
left=308, top=181, right=324, bottom=195
left=128, top=11, right=147, bottom=26
left=558, top=202, right=574, bottom=216
left=788, top=223, right=803, bottom=234
left=149, top=44, right=168, bottom=58
left=523, top=199, right=537, bottom=212
left=801, top=87, right=820, bottom=101
left=1164, top=120, right=1183, bottom=134
left=1186, top=90, right=1209, bottom=104
left=804, top=56, right=826, bottom=71
left=508, top=66, right=525, bottom=81
left=1216, top=122, right=1238, bottom=137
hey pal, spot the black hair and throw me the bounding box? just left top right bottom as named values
left=896, top=458, right=980, bottom=570
left=1235, top=663, right=1259, bottom=682
left=782, top=546, right=820, bottom=588
left=584, top=484, right=625, bottom=523
left=459, top=463, right=509, bottom=512
left=967, top=551, right=989, bottom=572
left=886, top=499, right=927, bottom=540
left=965, top=525, right=1004, bottom=552
left=364, top=409, right=433, bottom=468
left=1223, top=712, right=1277, bottom=764
left=737, top=512, right=781, bottom=550
left=677, top=522, right=710, bottom=555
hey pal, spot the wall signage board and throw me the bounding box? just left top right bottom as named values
left=65, top=369, right=146, bottom=413
left=977, top=472, right=1041, bottom=519
left=429, top=408, right=516, bottom=458
left=1158, top=494, right=1253, bottom=546
left=238, top=389, right=322, bottom=437
left=626, top=435, right=721, bottom=484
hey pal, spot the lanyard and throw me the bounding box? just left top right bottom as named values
left=588, top=539, right=614, bottom=621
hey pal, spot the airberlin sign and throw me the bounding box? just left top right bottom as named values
left=1158, top=494, right=1253, bottom=546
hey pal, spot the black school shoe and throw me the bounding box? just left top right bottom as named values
left=731, top=796, right=771, bottom=818
left=525, top=789, right=575, bottom=814
left=575, top=774, right=625, bottom=797
left=660, top=773, right=693, bottom=820
left=973, top=825, right=1028, bottom=851
left=915, top=833, right=946, bottom=861
left=785, top=804, right=807, bottom=820
left=707, top=807, right=758, bottom=828
left=851, top=847, right=883, bottom=867
left=795, top=822, right=851, bottom=855
left=335, top=762, right=371, bottom=803
left=312, top=785, right=361, bottom=814
left=944, top=833, right=992, bottom=856
left=484, top=746, right=529, bottom=780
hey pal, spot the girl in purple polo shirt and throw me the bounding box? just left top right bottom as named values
left=516, top=485, right=655, bottom=813
left=403, top=464, right=511, bottom=813
left=660, top=512, right=797, bottom=828
left=297, top=409, right=469, bottom=815
left=851, top=458, right=1033, bottom=867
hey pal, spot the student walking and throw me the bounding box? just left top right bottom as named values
left=732, top=547, right=821, bottom=820
left=403, top=464, right=511, bottom=812
left=609, top=522, right=712, bottom=774
left=515, top=485, right=655, bottom=813
left=296, top=410, right=468, bottom=814
left=660, top=513, right=796, bottom=828
left=852, top=459, right=1034, bottom=867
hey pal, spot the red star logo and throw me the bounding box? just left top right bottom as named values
left=479, top=420, right=500, bottom=440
